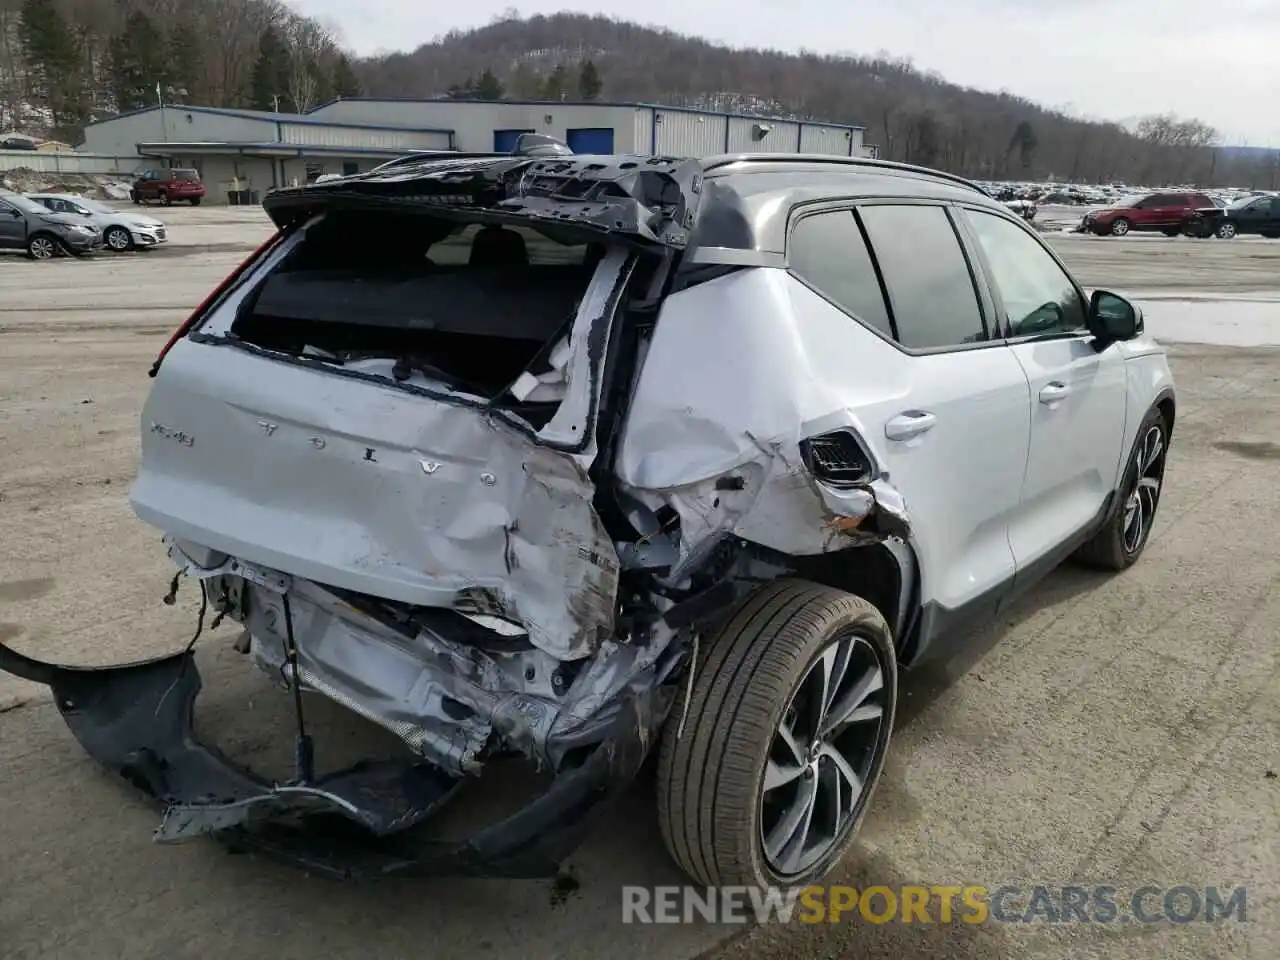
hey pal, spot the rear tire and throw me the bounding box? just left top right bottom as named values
left=159, top=191, right=171, bottom=206
left=656, top=579, right=896, bottom=888
left=1074, top=406, right=1168, bottom=571
left=189, top=197, right=201, bottom=206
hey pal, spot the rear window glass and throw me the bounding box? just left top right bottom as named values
left=171, top=169, right=200, bottom=180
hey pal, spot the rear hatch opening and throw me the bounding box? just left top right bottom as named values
left=228, top=209, right=605, bottom=429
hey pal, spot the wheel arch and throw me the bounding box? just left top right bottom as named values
left=27, top=230, right=61, bottom=254
left=1154, top=387, right=1176, bottom=438
left=787, top=538, right=921, bottom=665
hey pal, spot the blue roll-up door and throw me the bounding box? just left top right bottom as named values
left=565, top=128, right=615, bottom=154
left=493, top=129, right=535, bottom=153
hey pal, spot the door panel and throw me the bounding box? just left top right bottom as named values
left=565, top=128, right=615, bottom=153
left=492, top=129, right=534, bottom=152
left=0, top=202, right=25, bottom=247
left=959, top=206, right=1128, bottom=572
left=864, top=347, right=1032, bottom=613
left=1007, top=338, right=1126, bottom=568
left=783, top=205, right=1034, bottom=618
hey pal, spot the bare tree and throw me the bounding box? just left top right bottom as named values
left=282, top=14, right=331, bottom=112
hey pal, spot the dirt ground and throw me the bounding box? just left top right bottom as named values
left=0, top=205, right=1277, bottom=959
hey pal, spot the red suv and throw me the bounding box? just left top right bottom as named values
left=131, top=168, right=205, bottom=206
left=1081, top=191, right=1216, bottom=237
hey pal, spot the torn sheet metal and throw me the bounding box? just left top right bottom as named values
left=243, top=577, right=685, bottom=775
left=134, top=245, right=632, bottom=662
left=0, top=639, right=661, bottom=880
left=622, top=446, right=911, bottom=586
left=262, top=153, right=703, bottom=250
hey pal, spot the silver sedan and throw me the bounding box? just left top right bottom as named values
left=25, top=193, right=168, bottom=251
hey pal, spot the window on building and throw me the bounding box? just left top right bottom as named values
left=857, top=204, right=987, bottom=349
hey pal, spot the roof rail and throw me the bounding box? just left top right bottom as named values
left=701, top=153, right=990, bottom=197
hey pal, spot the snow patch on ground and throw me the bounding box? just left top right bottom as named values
left=1, top=167, right=133, bottom=199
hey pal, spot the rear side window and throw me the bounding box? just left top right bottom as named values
left=857, top=205, right=987, bottom=349
left=788, top=211, right=893, bottom=339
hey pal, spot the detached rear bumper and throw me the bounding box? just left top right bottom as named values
left=0, top=640, right=656, bottom=880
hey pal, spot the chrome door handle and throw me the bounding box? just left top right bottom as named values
left=885, top=411, right=937, bottom=441
left=1039, top=382, right=1070, bottom=404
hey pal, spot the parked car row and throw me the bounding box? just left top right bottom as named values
left=0, top=187, right=169, bottom=260
left=1076, top=190, right=1280, bottom=239
left=979, top=177, right=1264, bottom=210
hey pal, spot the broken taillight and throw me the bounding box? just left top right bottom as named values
left=148, top=230, right=284, bottom=377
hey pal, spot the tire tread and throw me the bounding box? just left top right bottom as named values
left=656, top=578, right=895, bottom=887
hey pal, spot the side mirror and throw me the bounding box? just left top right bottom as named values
left=9, top=208, right=20, bottom=218
left=1089, top=290, right=1142, bottom=344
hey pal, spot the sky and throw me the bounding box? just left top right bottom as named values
left=288, top=0, right=1280, bottom=147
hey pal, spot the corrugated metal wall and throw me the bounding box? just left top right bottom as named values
left=633, top=108, right=655, bottom=154
left=643, top=107, right=863, bottom=158
left=727, top=116, right=802, bottom=153
left=80, top=109, right=276, bottom=155
left=652, top=108, right=726, bottom=156
left=278, top=123, right=450, bottom=150
left=305, top=100, right=641, bottom=153
left=0, top=149, right=143, bottom=175
left=799, top=124, right=855, bottom=156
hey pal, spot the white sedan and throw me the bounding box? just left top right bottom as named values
left=25, top=193, right=167, bottom=251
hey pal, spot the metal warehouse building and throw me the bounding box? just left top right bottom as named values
left=79, top=98, right=871, bottom=204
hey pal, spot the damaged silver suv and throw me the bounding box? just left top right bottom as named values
left=0, top=152, right=1175, bottom=889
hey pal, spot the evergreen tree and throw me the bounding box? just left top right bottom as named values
left=19, top=0, right=82, bottom=130
left=330, top=53, right=361, bottom=98
left=577, top=59, right=602, bottom=100
left=474, top=67, right=503, bottom=100
left=509, top=61, right=541, bottom=98
left=446, top=77, right=475, bottom=99
left=166, top=22, right=203, bottom=103
left=249, top=27, right=291, bottom=111
left=107, top=11, right=170, bottom=111
left=540, top=63, right=568, bottom=101
left=1009, top=120, right=1038, bottom=171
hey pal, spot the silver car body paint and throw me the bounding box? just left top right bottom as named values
left=132, top=232, right=633, bottom=666
left=129, top=185, right=1174, bottom=779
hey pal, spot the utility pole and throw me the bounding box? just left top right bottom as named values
left=157, top=81, right=169, bottom=142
